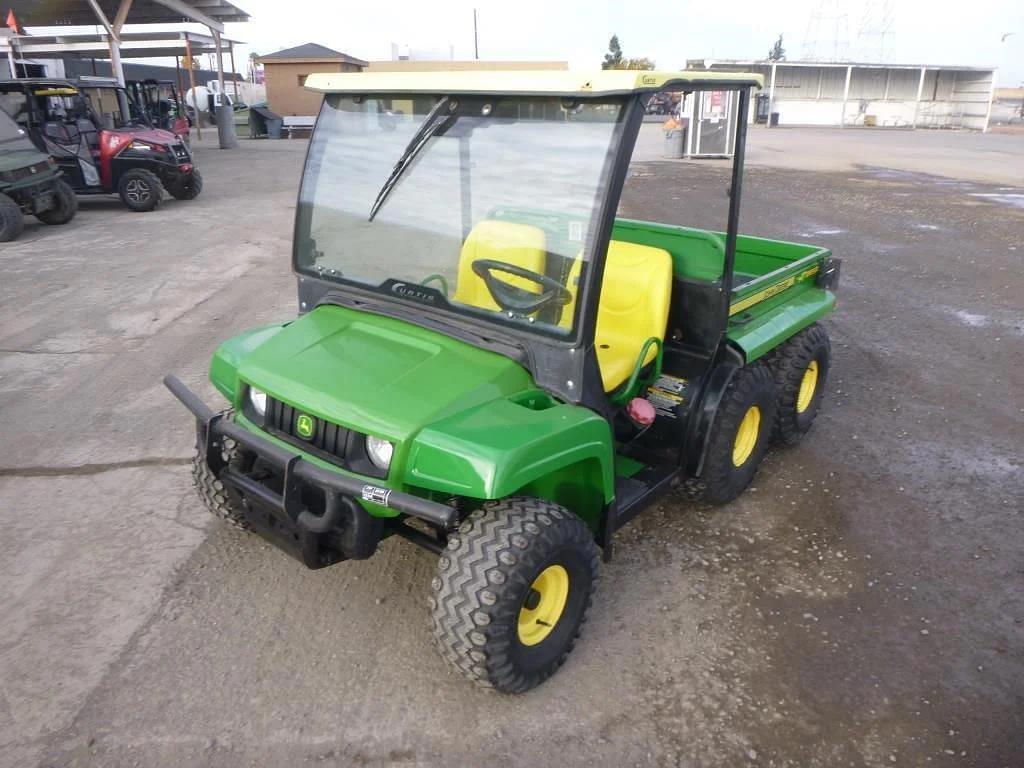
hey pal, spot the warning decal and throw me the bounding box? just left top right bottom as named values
left=646, top=374, right=689, bottom=419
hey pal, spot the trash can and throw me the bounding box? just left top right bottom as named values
left=769, top=112, right=780, bottom=127
left=662, top=128, right=685, bottom=159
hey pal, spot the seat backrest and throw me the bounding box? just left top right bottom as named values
left=558, top=240, right=673, bottom=333
left=596, top=241, right=673, bottom=347
left=76, top=118, right=99, bottom=151
left=452, top=220, right=547, bottom=313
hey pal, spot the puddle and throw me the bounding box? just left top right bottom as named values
left=968, top=193, right=1024, bottom=210
left=798, top=228, right=845, bottom=237
left=951, top=309, right=990, bottom=327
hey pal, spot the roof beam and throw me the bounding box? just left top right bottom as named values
left=84, top=0, right=115, bottom=35
left=150, top=0, right=224, bottom=32
left=112, top=0, right=135, bottom=35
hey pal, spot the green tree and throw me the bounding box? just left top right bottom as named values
left=767, top=34, right=785, bottom=61
left=621, top=57, right=655, bottom=70
left=602, top=35, right=623, bottom=70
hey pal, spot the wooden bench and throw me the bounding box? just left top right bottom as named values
left=282, top=115, right=316, bottom=138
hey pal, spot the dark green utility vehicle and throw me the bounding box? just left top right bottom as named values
left=166, top=70, right=839, bottom=692
left=0, top=107, right=77, bottom=241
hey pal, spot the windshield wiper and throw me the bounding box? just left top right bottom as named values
left=368, top=96, right=452, bottom=222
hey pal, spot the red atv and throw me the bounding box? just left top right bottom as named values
left=0, top=79, right=201, bottom=212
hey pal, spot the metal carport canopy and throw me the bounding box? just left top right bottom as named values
left=3, top=30, right=242, bottom=60
left=3, top=0, right=249, bottom=33
left=5, top=0, right=249, bottom=146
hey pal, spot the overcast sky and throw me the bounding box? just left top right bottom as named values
left=25, top=0, right=1023, bottom=86
left=220, top=0, right=1024, bottom=85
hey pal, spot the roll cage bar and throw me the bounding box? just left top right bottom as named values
left=294, top=83, right=753, bottom=413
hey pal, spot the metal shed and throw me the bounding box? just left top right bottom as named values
left=686, top=59, right=997, bottom=132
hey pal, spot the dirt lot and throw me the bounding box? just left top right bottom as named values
left=1, top=129, right=1021, bottom=768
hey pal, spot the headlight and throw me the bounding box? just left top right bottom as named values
left=248, top=387, right=267, bottom=416
left=365, top=435, right=393, bottom=470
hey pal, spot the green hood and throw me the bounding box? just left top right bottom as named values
left=236, top=304, right=534, bottom=442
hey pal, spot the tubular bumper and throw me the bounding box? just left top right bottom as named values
left=163, top=375, right=458, bottom=533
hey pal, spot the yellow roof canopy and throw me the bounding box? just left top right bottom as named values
left=304, top=70, right=763, bottom=96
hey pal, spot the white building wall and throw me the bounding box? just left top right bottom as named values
left=689, top=60, right=996, bottom=131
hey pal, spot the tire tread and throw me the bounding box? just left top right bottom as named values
left=430, top=497, right=598, bottom=693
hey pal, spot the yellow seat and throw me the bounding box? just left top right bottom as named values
left=452, top=220, right=547, bottom=313
left=593, top=242, right=673, bottom=392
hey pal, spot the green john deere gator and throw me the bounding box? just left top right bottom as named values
left=0, top=105, right=77, bottom=241
left=166, top=70, right=840, bottom=693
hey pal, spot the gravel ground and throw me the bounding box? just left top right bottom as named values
left=0, top=131, right=1021, bottom=768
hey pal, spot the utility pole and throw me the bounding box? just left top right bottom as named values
left=473, top=9, right=479, bottom=59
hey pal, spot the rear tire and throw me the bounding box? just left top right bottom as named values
left=430, top=497, right=599, bottom=693
left=36, top=179, right=78, bottom=225
left=118, top=169, right=163, bottom=212
left=191, top=411, right=250, bottom=530
left=689, top=362, right=777, bottom=505
left=0, top=192, right=24, bottom=242
left=767, top=324, right=831, bottom=445
left=168, top=169, right=203, bottom=200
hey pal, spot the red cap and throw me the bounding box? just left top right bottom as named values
left=626, top=397, right=656, bottom=428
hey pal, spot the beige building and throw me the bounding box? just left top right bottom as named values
left=257, top=43, right=367, bottom=116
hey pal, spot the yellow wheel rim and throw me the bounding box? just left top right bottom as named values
left=796, top=360, right=819, bottom=414
left=517, top=564, right=570, bottom=646
left=732, top=405, right=761, bottom=467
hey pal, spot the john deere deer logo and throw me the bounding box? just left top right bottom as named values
left=295, top=413, right=315, bottom=439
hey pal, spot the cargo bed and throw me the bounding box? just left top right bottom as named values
left=612, top=219, right=837, bottom=361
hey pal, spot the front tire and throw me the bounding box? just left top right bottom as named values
left=767, top=324, right=831, bottom=445
left=118, top=169, right=163, bottom=212
left=430, top=497, right=599, bottom=693
left=0, top=192, right=24, bottom=242
left=687, top=362, right=777, bottom=505
left=191, top=411, right=250, bottom=530
left=167, top=169, right=203, bottom=200
left=36, top=179, right=78, bottom=225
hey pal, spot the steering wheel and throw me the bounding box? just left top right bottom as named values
left=470, top=259, right=572, bottom=315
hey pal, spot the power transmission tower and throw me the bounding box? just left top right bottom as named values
left=854, top=0, right=896, bottom=61
left=802, top=0, right=851, bottom=61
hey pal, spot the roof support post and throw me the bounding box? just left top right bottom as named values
left=229, top=41, right=238, bottom=100
left=840, top=64, right=852, bottom=129
left=982, top=70, right=995, bottom=133
left=685, top=94, right=695, bottom=157
left=768, top=62, right=777, bottom=127
left=6, top=42, right=17, bottom=79
left=211, top=28, right=237, bottom=149
left=185, top=34, right=201, bottom=141
left=912, top=66, right=926, bottom=129
left=106, top=34, right=126, bottom=87
left=212, top=29, right=226, bottom=96
left=721, top=86, right=750, bottom=320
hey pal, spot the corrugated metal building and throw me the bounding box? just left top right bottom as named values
left=685, top=59, right=997, bottom=131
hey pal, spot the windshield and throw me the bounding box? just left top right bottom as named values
left=295, top=94, right=626, bottom=337
left=0, top=110, right=30, bottom=144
